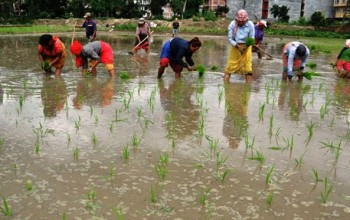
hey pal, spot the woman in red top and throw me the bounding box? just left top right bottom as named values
left=38, top=34, right=66, bottom=75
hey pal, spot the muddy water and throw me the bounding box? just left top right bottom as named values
left=0, top=33, right=350, bottom=219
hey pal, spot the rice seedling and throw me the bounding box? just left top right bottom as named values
left=306, top=62, right=317, bottom=70
left=23, top=79, right=28, bottom=89
left=109, top=163, right=116, bottom=178
left=215, top=150, right=228, bottom=169
left=19, top=94, right=24, bottom=108
left=120, top=71, right=130, bottom=80
left=74, top=120, right=80, bottom=131
left=328, top=115, right=335, bottom=128
left=89, top=106, right=93, bottom=116
left=171, top=139, right=176, bottom=150
left=150, top=185, right=158, bottom=203
left=137, top=107, right=142, bottom=119
left=138, top=81, right=144, bottom=96
left=217, top=86, right=224, bottom=105
left=244, top=134, right=255, bottom=151
left=12, top=163, right=19, bottom=174
left=66, top=132, right=71, bottom=147
left=267, top=191, right=274, bottom=205
left=73, top=147, right=80, bottom=161
left=199, top=188, right=211, bottom=206
left=301, top=71, right=321, bottom=80
left=320, top=177, right=332, bottom=203
left=87, top=187, right=97, bottom=201
left=306, top=121, right=315, bottom=141
left=312, top=168, right=323, bottom=183
left=34, top=141, right=41, bottom=154
left=320, top=139, right=342, bottom=162
left=131, top=132, right=141, bottom=148
left=0, top=195, right=13, bottom=217
left=123, top=97, right=131, bottom=110
left=320, top=104, right=327, bottom=119
left=159, top=152, right=169, bottom=166
left=268, top=115, right=274, bottom=137
left=258, top=102, right=265, bottom=121
left=112, top=207, right=124, bottom=220
left=91, top=132, right=97, bottom=146
left=25, top=179, right=34, bottom=192
left=109, top=122, right=114, bottom=132
left=122, top=145, right=130, bottom=161
left=205, top=135, right=219, bottom=154
left=198, top=114, right=205, bottom=137
left=265, top=164, right=275, bottom=186
left=94, top=115, right=99, bottom=125
left=196, top=64, right=206, bottom=77
left=294, top=154, right=305, bottom=169
left=215, top=169, right=230, bottom=185
left=248, top=150, right=265, bottom=165
left=42, top=61, right=51, bottom=72
left=155, top=163, right=168, bottom=180
left=61, top=212, right=67, bottom=220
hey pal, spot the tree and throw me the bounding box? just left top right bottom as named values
left=270, top=4, right=290, bottom=23
left=149, top=0, right=167, bottom=16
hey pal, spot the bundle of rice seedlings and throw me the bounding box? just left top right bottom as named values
left=211, top=65, right=219, bottom=71
left=120, top=71, right=130, bottom=79
left=196, top=64, right=206, bottom=77
left=306, top=62, right=317, bottom=70
left=42, top=61, right=51, bottom=72
left=245, top=37, right=255, bottom=47
left=301, top=71, right=321, bottom=80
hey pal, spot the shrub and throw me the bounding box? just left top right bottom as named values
left=270, top=4, right=290, bottom=23
left=310, top=11, right=326, bottom=27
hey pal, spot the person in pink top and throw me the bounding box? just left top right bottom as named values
left=38, top=34, right=66, bottom=75
left=131, top=18, right=151, bottom=54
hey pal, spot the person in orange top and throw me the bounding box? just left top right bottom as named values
left=38, top=34, right=66, bottom=75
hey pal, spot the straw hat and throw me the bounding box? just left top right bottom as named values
left=258, top=20, right=267, bottom=27
left=138, top=18, right=145, bottom=24
left=84, top=12, right=91, bottom=18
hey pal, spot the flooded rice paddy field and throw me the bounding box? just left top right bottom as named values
left=0, top=33, right=350, bottom=219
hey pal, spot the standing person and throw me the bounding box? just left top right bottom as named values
left=70, top=40, right=115, bottom=77
left=38, top=34, right=66, bottom=75
left=131, top=18, right=151, bottom=54
left=157, top=37, right=202, bottom=79
left=172, top=18, right=180, bottom=37
left=224, top=9, right=255, bottom=83
left=253, top=20, right=267, bottom=59
left=282, top=41, right=310, bottom=82
left=335, top=39, right=350, bottom=78
left=77, top=12, right=97, bottom=42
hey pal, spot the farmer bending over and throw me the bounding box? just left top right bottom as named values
left=336, top=39, right=350, bottom=78
left=282, top=41, right=310, bottom=82
left=70, top=40, right=115, bottom=77
left=224, top=9, right=255, bottom=83
left=38, top=34, right=66, bottom=75
left=157, top=37, right=202, bottom=79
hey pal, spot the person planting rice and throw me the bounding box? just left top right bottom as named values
left=130, top=18, right=152, bottom=55
left=224, top=9, right=255, bottom=83
left=335, top=39, right=350, bottom=78
left=70, top=40, right=115, bottom=77
left=253, top=20, right=267, bottom=59
left=282, top=41, right=310, bottom=82
left=157, top=37, right=202, bottom=79
left=38, top=34, right=66, bottom=75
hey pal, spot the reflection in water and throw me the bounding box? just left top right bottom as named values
left=278, top=82, right=309, bottom=121
left=73, top=76, right=115, bottom=109
left=130, top=53, right=150, bottom=76
left=0, top=84, right=3, bottom=105
left=159, top=79, right=199, bottom=139
left=223, top=83, right=251, bottom=148
left=41, top=74, right=67, bottom=118
left=333, top=79, right=350, bottom=114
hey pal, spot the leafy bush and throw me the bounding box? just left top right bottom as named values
left=310, top=11, right=326, bottom=27
left=270, top=5, right=290, bottom=23
left=215, top=5, right=229, bottom=16
left=203, top=11, right=217, bottom=21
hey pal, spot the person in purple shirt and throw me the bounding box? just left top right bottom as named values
left=76, top=13, right=97, bottom=42
left=157, top=37, right=202, bottom=79
left=254, top=20, right=267, bottom=59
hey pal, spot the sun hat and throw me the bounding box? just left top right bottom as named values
left=84, top=12, right=91, bottom=18
left=138, top=18, right=145, bottom=24
left=258, top=20, right=267, bottom=27
left=235, top=9, right=249, bottom=22
left=345, top=39, right=350, bottom=48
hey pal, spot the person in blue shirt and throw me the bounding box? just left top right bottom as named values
left=282, top=41, right=310, bottom=81
left=157, top=37, right=202, bottom=79
left=224, top=9, right=255, bottom=83
left=76, top=13, right=97, bottom=42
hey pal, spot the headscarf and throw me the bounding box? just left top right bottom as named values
left=258, top=20, right=267, bottom=27
left=345, top=39, right=350, bottom=48
left=70, top=41, right=83, bottom=67
left=235, top=9, right=249, bottom=22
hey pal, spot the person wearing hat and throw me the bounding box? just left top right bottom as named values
left=224, top=9, right=255, bottom=83
left=282, top=41, right=310, bottom=81
left=253, top=20, right=267, bottom=59
left=38, top=34, right=66, bottom=75
left=76, top=12, right=97, bottom=42
left=70, top=40, right=115, bottom=77
left=335, top=39, right=350, bottom=78
left=131, top=17, right=151, bottom=54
